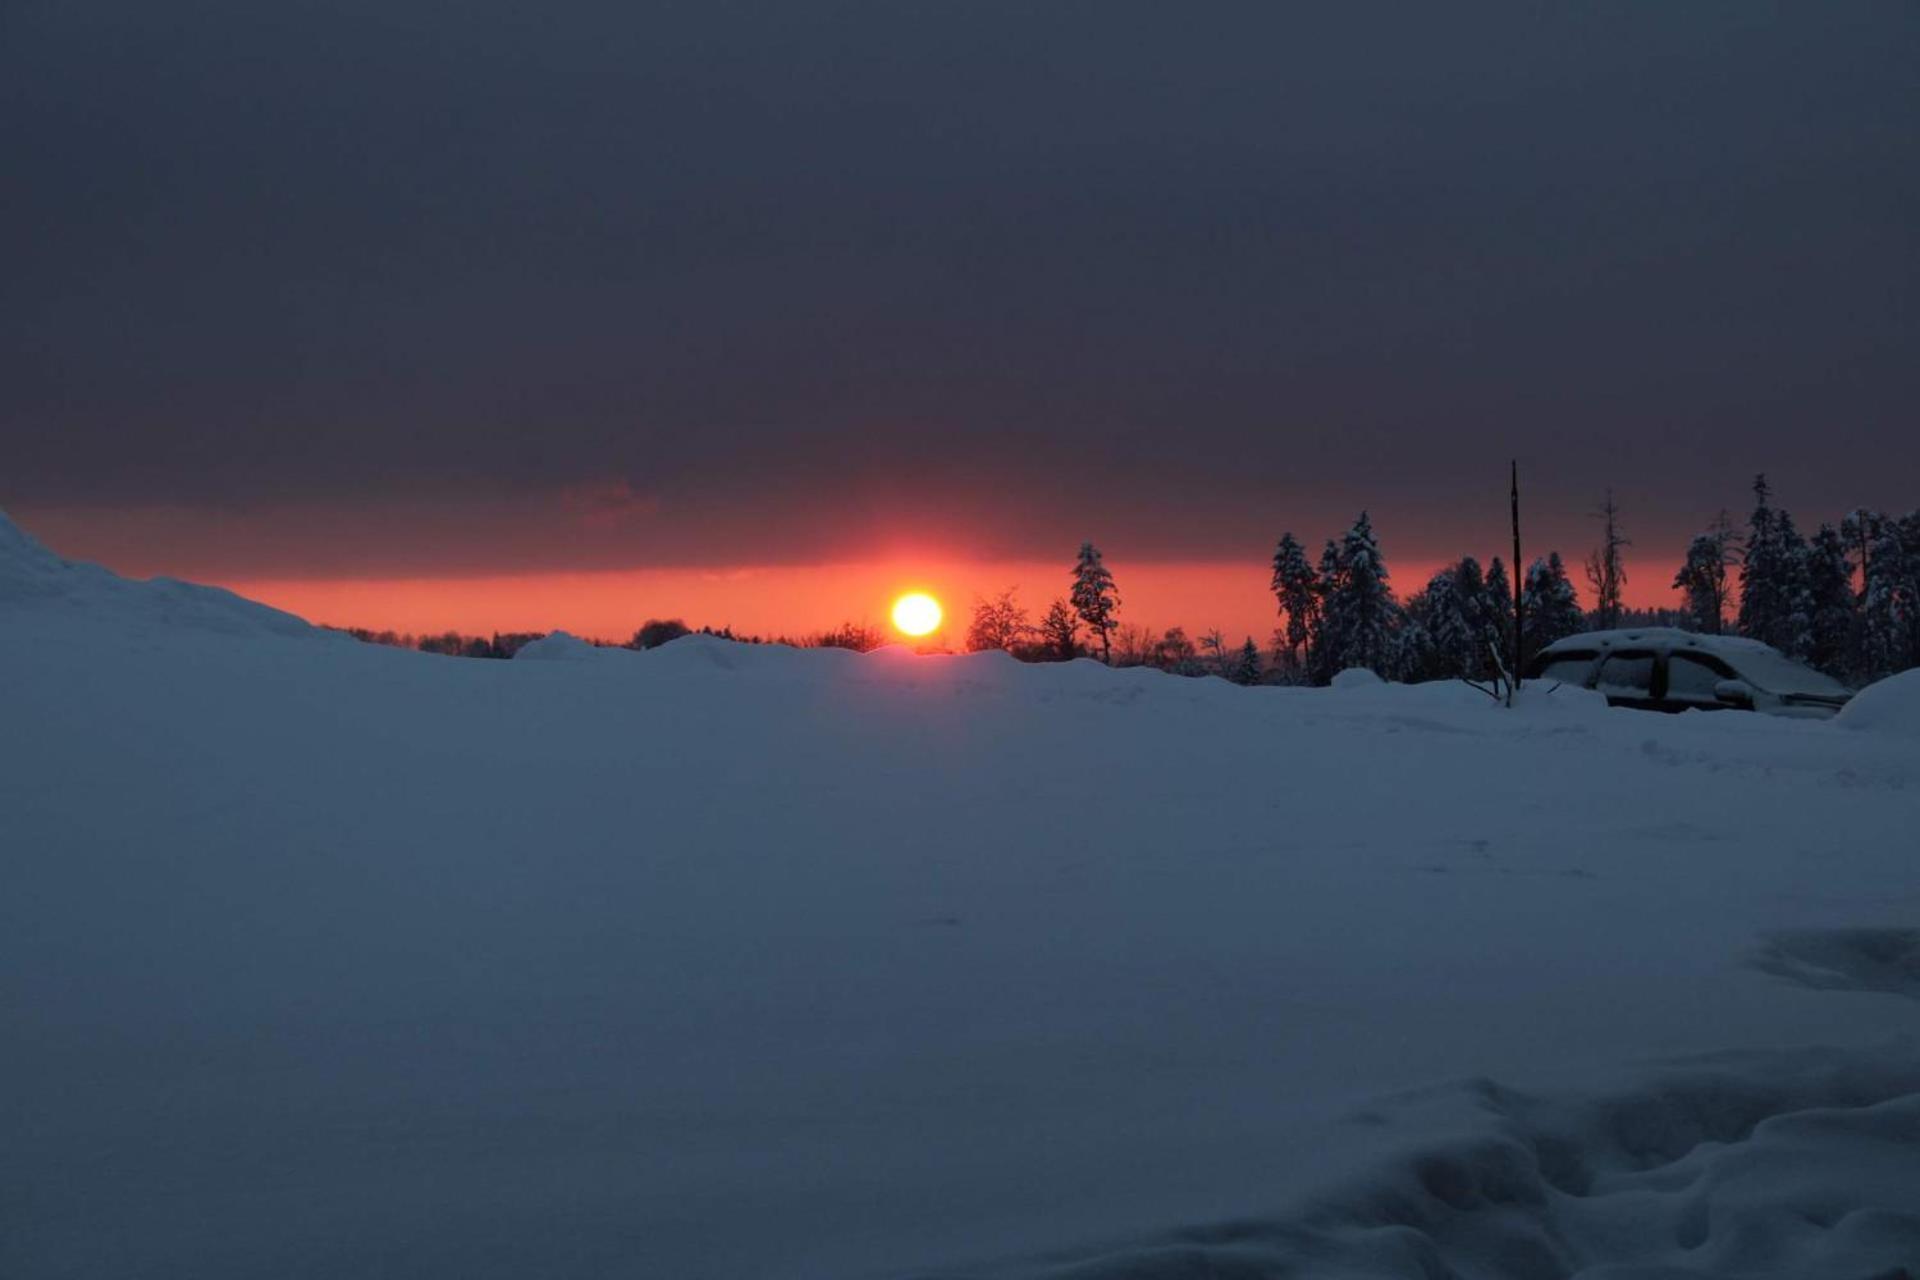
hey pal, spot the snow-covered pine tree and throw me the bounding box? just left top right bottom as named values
left=1416, top=564, right=1475, bottom=680
left=1452, top=557, right=1494, bottom=678
left=1736, top=476, right=1815, bottom=658
left=1804, top=523, right=1857, bottom=679
left=1522, top=553, right=1583, bottom=654
left=1863, top=511, right=1920, bottom=677
left=1232, top=637, right=1262, bottom=686
left=1269, top=532, right=1320, bottom=677
left=1842, top=509, right=1881, bottom=612
left=1584, top=491, right=1630, bottom=630
left=1399, top=582, right=1441, bottom=681
left=1320, top=512, right=1403, bottom=678
left=1309, top=539, right=1342, bottom=683
left=1737, top=475, right=1787, bottom=647
left=1069, top=542, right=1119, bottom=664
left=1483, top=557, right=1515, bottom=676
left=1038, top=598, right=1079, bottom=661
left=1775, top=507, right=1814, bottom=660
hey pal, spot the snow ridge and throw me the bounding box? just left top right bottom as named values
left=0, top=506, right=328, bottom=640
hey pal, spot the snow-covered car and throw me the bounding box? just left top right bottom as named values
left=1524, top=628, right=1852, bottom=717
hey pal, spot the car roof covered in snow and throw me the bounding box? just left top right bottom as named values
left=1538, top=628, right=1849, bottom=696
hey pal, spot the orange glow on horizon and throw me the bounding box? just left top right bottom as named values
left=204, top=555, right=1683, bottom=651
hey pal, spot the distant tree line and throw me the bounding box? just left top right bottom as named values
left=971, top=475, right=1918, bottom=690
left=335, top=628, right=550, bottom=659
left=1673, top=476, right=1920, bottom=685
left=333, top=476, right=1917, bottom=688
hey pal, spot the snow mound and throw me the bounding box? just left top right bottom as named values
left=1331, top=666, right=1386, bottom=688
left=1837, top=669, right=1920, bottom=737
left=979, top=1044, right=1920, bottom=1280
left=0, top=507, right=327, bottom=640
left=511, top=630, right=615, bottom=661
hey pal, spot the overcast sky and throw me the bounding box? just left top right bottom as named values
left=4, top=2, right=1915, bottom=582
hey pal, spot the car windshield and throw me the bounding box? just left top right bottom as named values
left=1724, top=648, right=1850, bottom=697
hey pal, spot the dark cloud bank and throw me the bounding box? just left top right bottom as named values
left=4, top=2, right=1915, bottom=575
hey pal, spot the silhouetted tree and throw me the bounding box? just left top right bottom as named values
left=1738, top=475, right=1814, bottom=658
left=964, top=589, right=1031, bottom=653
left=1038, top=599, right=1079, bottom=661
left=813, top=622, right=884, bottom=652
left=1863, top=510, right=1920, bottom=677
left=630, top=618, right=692, bottom=649
left=1673, top=516, right=1735, bottom=635
left=1231, top=637, right=1262, bottom=686
left=1270, top=532, right=1320, bottom=676
left=1070, top=542, right=1120, bottom=663
left=1584, top=490, right=1629, bottom=629
left=1522, top=553, right=1583, bottom=654
left=1804, top=523, right=1856, bottom=678
left=1319, top=512, right=1402, bottom=678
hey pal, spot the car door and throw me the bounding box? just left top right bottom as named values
left=1661, top=651, right=1740, bottom=712
left=1592, top=650, right=1661, bottom=710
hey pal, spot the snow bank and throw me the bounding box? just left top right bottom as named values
left=510, top=629, right=616, bottom=661
left=1330, top=665, right=1385, bottom=688
left=0, top=506, right=328, bottom=640
left=1837, top=669, right=1920, bottom=737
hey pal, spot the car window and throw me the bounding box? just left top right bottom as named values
left=1667, top=652, right=1734, bottom=700
left=1537, top=654, right=1596, bottom=686
left=1595, top=652, right=1655, bottom=696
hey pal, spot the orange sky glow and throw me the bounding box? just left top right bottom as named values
left=219, top=555, right=1682, bottom=648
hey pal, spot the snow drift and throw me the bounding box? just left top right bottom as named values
left=3, top=511, right=1918, bottom=1280
left=0, top=507, right=330, bottom=640
left=1838, top=668, right=1920, bottom=738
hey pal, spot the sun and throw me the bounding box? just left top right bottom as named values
left=890, top=591, right=943, bottom=637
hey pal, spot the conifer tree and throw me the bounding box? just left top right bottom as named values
left=1522, top=553, right=1583, bottom=653
left=1416, top=564, right=1475, bottom=680
left=1863, top=512, right=1920, bottom=677
left=1232, top=637, right=1262, bottom=686
left=1309, top=539, right=1342, bottom=682
left=1483, top=558, right=1515, bottom=675
left=1738, top=474, right=1785, bottom=646
left=1737, top=475, right=1814, bottom=657
left=1320, top=512, right=1402, bottom=678
left=1804, top=523, right=1856, bottom=678
left=1775, top=507, right=1815, bottom=660
left=1069, top=542, right=1120, bottom=664
left=1842, top=509, right=1881, bottom=610
left=1269, top=533, right=1320, bottom=675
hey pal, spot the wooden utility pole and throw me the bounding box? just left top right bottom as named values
left=1511, top=460, right=1524, bottom=687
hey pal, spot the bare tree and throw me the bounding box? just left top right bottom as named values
left=964, top=588, right=1031, bottom=653
left=1199, top=628, right=1234, bottom=679
left=1584, top=489, right=1631, bottom=629
left=1111, top=623, right=1157, bottom=668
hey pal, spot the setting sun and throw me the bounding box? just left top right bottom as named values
left=890, top=592, right=943, bottom=637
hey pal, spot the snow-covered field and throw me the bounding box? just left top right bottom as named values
left=4, top=511, right=1919, bottom=1279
